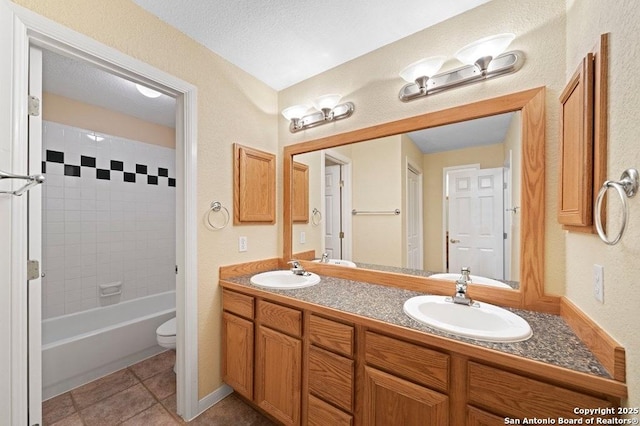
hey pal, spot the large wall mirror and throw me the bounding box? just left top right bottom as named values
left=284, top=87, right=555, bottom=311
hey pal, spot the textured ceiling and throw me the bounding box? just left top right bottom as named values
left=42, top=50, right=177, bottom=128
left=42, top=1, right=494, bottom=132
left=408, top=112, right=516, bottom=154
left=132, top=0, right=490, bottom=90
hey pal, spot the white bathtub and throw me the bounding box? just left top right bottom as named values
left=42, top=291, right=176, bottom=400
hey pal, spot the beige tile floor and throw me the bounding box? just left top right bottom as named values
left=42, top=351, right=275, bottom=425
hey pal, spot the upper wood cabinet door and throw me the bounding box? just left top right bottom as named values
left=558, top=33, right=608, bottom=232
left=234, top=143, right=276, bottom=224
left=292, top=161, right=309, bottom=223
left=558, top=53, right=595, bottom=227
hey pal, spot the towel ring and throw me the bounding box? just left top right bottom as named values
left=207, top=201, right=230, bottom=230
left=311, top=208, right=322, bottom=226
left=595, top=168, right=638, bottom=245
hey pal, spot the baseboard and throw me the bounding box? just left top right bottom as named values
left=196, top=384, right=234, bottom=417
left=560, top=297, right=626, bottom=381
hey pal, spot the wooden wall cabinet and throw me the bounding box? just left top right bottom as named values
left=292, top=161, right=309, bottom=223
left=234, top=143, right=276, bottom=224
left=558, top=33, right=608, bottom=231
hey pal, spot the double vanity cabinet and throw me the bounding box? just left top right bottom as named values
left=220, top=272, right=626, bottom=426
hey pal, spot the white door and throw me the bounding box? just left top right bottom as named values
left=324, top=164, right=342, bottom=258
left=406, top=164, right=423, bottom=269
left=448, top=167, right=504, bottom=279
left=28, top=45, right=44, bottom=426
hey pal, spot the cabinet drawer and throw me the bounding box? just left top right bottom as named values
left=468, top=362, right=614, bottom=419
left=257, top=300, right=302, bottom=337
left=309, top=315, right=354, bottom=357
left=222, top=289, right=254, bottom=319
left=365, top=331, right=449, bottom=393
left=308, top=346, right=353, bottom=412
left=308, top=394, right=352, bottom=426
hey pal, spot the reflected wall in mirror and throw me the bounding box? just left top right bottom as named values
left=284, top=88, right=550, bottom=310
left=293, top=112, right=522, bottom=289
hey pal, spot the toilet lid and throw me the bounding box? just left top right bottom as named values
left=157, top=317, right=176, bottom=337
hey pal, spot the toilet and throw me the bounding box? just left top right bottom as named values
left=156, top=317, right=177, bottom=349
left=156, top=317, right=177, bottom=372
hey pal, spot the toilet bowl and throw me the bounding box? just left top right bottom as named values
left=156, top=317, right=176, bottom=349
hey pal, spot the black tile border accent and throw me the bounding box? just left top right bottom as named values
left=43, top=151, right=175, bottom=187
left=96, top=169, right=110, bottom=180
left=46, top=150, right=64, bottom=163
left=64, top=165, right=81, bottom=177
left=110, top=160, right=124, bottom=171
left=81, top=156, right=96, bottom=168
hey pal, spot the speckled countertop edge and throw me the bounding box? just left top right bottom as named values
left=224, top=272, right=610, bottom=379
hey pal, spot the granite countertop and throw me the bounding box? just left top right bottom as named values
left=224, top=272, right=610, bottom=379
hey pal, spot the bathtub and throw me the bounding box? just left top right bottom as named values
left=42, top=291, right=176, bottom=400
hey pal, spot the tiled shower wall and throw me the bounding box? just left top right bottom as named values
left=41, top=121, right=176, bottom=319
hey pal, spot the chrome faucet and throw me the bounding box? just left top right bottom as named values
left=320, top=252, right=329, bottom=263
left=452, top=267, right=474, bottom=306
left=288, top=260, right=310, bottom=276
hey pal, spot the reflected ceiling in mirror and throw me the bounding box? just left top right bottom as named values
left=292, top=111, right=521, bottom=290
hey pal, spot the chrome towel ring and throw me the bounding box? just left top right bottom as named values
left=311, top=208, right=322, bottom=226
left=207, top=201, right=230, bottom=230
left=595, top=168, right=638, bottom=245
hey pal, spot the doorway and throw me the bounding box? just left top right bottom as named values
left=446, top=167, right=505, bottom=279
left=323, top=150, right=352, bottom=261
left=1, top=6, right=199, bottom=423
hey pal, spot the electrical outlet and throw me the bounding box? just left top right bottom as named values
left=300, top=231, right=306, bottom=244
left=239, top=236, right=248, bottom=252
left=593, top=264, right=604, bottom=303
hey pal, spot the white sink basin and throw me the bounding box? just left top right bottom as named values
left=429, top=273, right=512, bottom=289
left=250, top=270, right=321, bottom=290
left=403, top=295, right=532, bottom=342
left=313, top=259, right=357, bottom=267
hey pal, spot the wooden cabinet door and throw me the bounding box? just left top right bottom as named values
left=292, top=161, right=309, bottom=223
left=467, top=406, right=505, bottom=426
left=558, top=53, right=595, bottom=227
left=255, top=325, right=302, bottom=426
left=221, top=312, right=253, bottom=399
left=363, top=366, right=449, bottom=426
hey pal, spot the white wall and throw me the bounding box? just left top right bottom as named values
left=41, top=121, right=176, bottom=318
left=565, top=0, right=640, bottom=407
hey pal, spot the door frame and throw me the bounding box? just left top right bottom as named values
left=322, top=150, right=352, bottom=261
left=405, top=158, right=423, bottom=269
left=4, top=2, right=200, bottom=422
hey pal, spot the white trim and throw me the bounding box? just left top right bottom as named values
left=405, top=158, right=423, bottom=269
left=197, top=384, right=234, bottom=418
left=6, top=2, right=200, bottom=421
left=323, top=150, right=353, bottom=261
left=28, top=44, right=44, bottom=425
left=10, top=10, right=30, bottom=425
left=441, top=163, right=480, bottom=272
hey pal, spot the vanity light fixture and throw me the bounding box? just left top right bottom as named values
left=398, top=33, right=524, bottom=102
left=282, top=94, right=354, bottom=133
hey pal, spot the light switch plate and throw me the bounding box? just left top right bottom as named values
left=300, top=231, right=306, bottom=244
left=593, top=264, right=604, bottom=303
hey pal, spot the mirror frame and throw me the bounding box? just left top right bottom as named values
left=284, top=87, right=559, bottom=312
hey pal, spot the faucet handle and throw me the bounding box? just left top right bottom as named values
left=288, top=260, right=301, bottom=268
